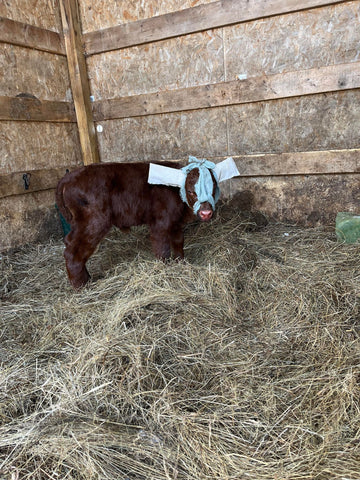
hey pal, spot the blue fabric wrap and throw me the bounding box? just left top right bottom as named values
left=180, top=156, right=220, bottom=215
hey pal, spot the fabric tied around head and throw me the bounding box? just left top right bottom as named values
left=179, top=156, right=220, bottom=214
left=148, top=156, right=240, bottom=214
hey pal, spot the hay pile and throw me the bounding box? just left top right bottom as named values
left=1, top=200, right=360, bottom=479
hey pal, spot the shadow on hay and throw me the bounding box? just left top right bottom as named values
left=80, top=193, right=268, bottom=285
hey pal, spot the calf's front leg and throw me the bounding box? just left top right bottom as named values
left=170, top=225, right=185, bottom=259
left=150, top=226, right=171, bottom=260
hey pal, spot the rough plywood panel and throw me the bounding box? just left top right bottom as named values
left=232, top=174, right=360, bottom=226
left=225, top=2, right=360, bottom=81
left=96, top=108, right=227, bottom=163
left=0, top=44, right=72, bottom=101
left=0, top=122, right=82, bottom=174
left=0, top=190, right=61, bottom=251
left=87, top=30, right=224, bottom=99
left=228, top=90, right=360, bottom=155
left=79, top=0, right=214, bottom=33
left=0, top=0, right=62, bottom=32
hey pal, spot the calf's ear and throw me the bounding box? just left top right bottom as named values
left=214, top=157, right=240, bottom=182
left=148, top=163, right=185, bottom=187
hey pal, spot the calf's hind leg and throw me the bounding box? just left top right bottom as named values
left=64, top=222, right=110, bottom=289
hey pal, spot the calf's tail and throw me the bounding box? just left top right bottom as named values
left=55, top=173, right=73, bottom=224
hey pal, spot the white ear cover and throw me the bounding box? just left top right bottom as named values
left=148, top=163, right=185, bottom=187
left=214, top=157, right=240, bottom=182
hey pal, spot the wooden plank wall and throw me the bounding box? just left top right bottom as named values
left=0, top=1, right=82, bottom=250
left=81, top=0, right=360, bottom=225
left=1, top=0, right=360, bottom=250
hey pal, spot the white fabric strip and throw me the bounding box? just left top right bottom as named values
left=148, top=163, right=185, bottom=187
left=214, top=157, right=240, bottom=182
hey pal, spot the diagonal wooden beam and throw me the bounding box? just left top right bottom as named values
left=84, top=0, right=349, bottom=55
left=59, top=0, right=99, bottom=165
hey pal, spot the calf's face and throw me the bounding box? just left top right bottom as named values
left=184, top=168, right=217, bottom=221
left=148, top=156, right=240, bottom=222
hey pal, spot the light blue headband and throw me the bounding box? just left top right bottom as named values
left=180, top=156, right=220, bottom=215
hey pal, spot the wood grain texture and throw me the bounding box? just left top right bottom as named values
left=234, top=149, right=360, bottom=177
left=0, top=166, right=75, bottom=199
left=87, top=30, right=225, bottom=100
left=0, top=0, right=62, bottom=31
left=0, top=16, right=65, bottom=55
left=0, top=190, right=62, bottom=251
left=0, top=122, right=82, bottom=174
left=1, top=149, right=358, bottom=199
left=224, top=1, right=360, bottom=81
left=0, top=96, right=75, bottom=122
left=92, top=61, right=360, bottom=120
left=59, top=0, right=99, bottom=165
left=232, top=173, right=360, bottom=226
left=96, top=109, right=228, bottom=163
left=227, top=90, right=360, bottom=155
left=0, top=44, right=71, bottom=101
left=84, top=0, right=349, bottom=55
left=78, top=0, right=213, bottom=34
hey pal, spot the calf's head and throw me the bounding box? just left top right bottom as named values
left=181, top=159, right=219, bottom=221
left=148, top=156, right=240, bottom=220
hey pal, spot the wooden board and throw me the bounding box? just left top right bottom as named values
left=95, top=109, right=228, bottom=163
left=227, top=90, right=360, bottom=155
left=0, top=96, right=75, bottom=122
left=0, top=166, right=76, bottom=199
left=92, top=61, right=360, bottom=120
left=59, top=0, right=99, bottom=165
left=232, top=174, right=360, bottom=226
left=78, top=0, right=214, bottom=34
left=234, top=149, right=360, bottom=177
left=2, top=148, right=358, bottom=200
left=0, top=17, right=65, bottom=55
left=224, top=1, right=360, bottom=81
left=87, top=29, right=224, bottom=100
left=84, top=0, right=349, bottom=55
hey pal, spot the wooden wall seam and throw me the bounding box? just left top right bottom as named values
left=83, top=0, right=350, bottom=56
left=92, top=61, right=360, bottom=121
left=0, top=16, right=66, bottom=55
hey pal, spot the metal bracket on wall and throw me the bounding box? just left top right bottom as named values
left=22, top=173, right=31, bottom=190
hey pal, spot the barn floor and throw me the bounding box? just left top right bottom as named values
left=1, top=199, right=360, bottom=480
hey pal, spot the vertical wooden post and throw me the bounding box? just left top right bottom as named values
left=59, top=0, right=99, bottom=165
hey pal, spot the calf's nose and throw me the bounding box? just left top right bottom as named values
left=199, top=209, right=213, bottom=221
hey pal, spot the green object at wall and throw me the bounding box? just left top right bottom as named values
left=55, top=204, right=71, bottom=237
left=336, top=212, right=360, bottom=244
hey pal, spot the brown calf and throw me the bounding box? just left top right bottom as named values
left=55, top=162, right=217, bottom=289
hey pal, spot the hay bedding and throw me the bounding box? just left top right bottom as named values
left=1, top=199, right=360, bottom=480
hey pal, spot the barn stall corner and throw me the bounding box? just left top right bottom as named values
left=1, top=0, right=360, bottom=479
